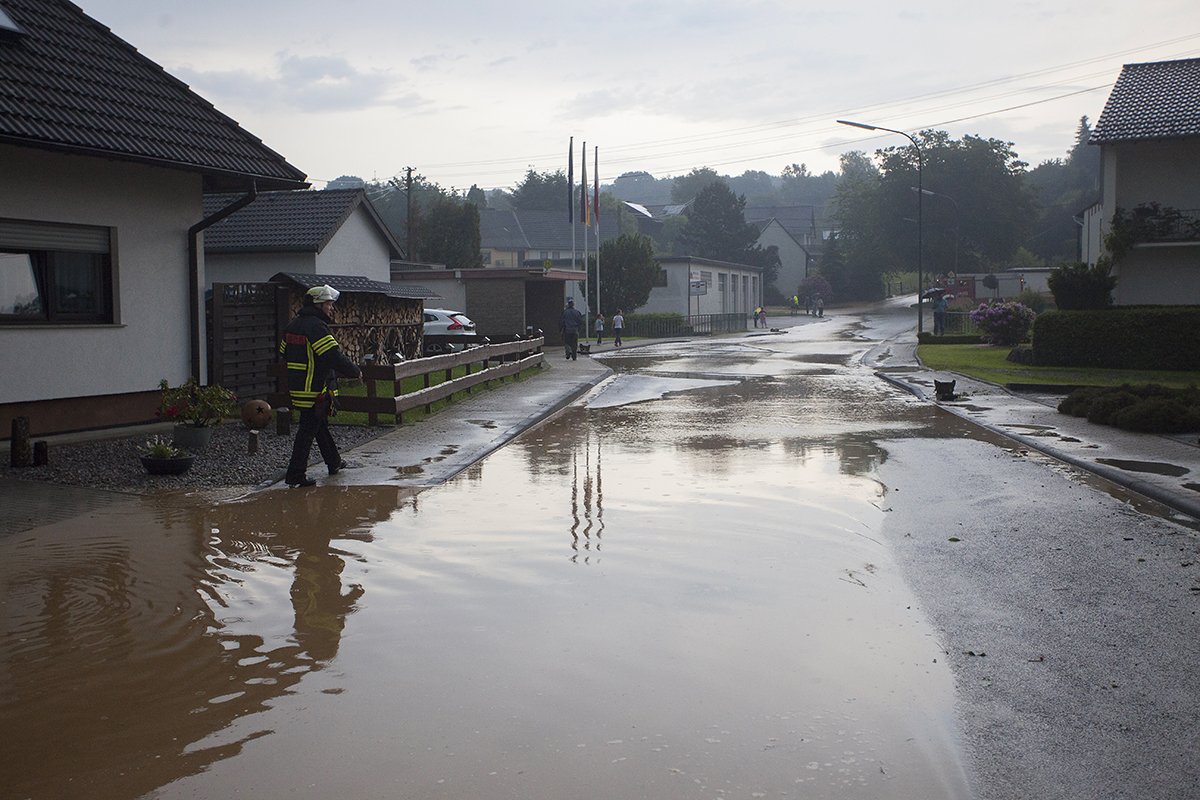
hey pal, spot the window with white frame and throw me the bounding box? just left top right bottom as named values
left=0, top=219, right=114, bottom=324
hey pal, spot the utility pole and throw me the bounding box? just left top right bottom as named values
left=405, top=167, right=415, bottom=261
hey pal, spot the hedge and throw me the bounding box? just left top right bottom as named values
left=1031, top=307, right=1200, bottom=370
left=917, top=332, right=984, bottom=345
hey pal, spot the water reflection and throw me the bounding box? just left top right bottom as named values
left=0, top=486, right=411, bottom=800
left=569, top=426, right=604, bottom=562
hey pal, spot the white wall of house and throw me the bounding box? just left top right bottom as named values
left=1098, top=138, right=1200, bottom=305
left=756, top=220, right=807, bottom=296
left=315, top=207, right=393, bottom=283
left=396, top=276, right=466, bottom=311
left=204, top=251, right=316, bottom=287
left=1, top=144, right=202, bottom=404
left=640, top=258, right=762, bottom=316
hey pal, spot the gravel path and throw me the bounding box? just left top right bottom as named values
left=0, top=423, right=392, bottom=492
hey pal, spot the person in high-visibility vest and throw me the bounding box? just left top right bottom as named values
left=279, top=285, right=363, bottom=487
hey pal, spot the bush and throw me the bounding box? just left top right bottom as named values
left=1046, top=261, right=1116, bottom=310
left=1032, top=307, right=1200, bottom=370
left=1058, top=383, right=1200, bottom=433
left=968, top=301, right=1036, bottom=346
left=1015, top=288, right=1049, bottom=314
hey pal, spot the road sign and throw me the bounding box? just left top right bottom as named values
left=690, top=280, right=707, bottom=296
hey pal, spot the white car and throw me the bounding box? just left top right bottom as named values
left=422, top=308, right=479, bottom=355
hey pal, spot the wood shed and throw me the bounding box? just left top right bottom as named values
left=271, top=272, right=439, bottom=364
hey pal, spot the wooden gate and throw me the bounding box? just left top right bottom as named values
left=208, top=282, right=288, bottom=401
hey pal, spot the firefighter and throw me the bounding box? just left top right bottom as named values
left=279, top=285, right=363, bottom=487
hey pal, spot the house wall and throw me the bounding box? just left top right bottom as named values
left=205, top=251, right=317, bottom=287
left=1113, top=245, right=1200, bottom=305
left=756, top=221, right=807, bottom=296
left=640, top=259, right=761, bottom=316
left=316, top=207, right=393, bottom=283
left=1099, top=139, right=1200, bottom=305
left=1, top=145, right=201, bottom=408
left=466, top=278, right=525, bottom=338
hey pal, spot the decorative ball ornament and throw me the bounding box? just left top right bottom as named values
left=241, top=400, right=273, bottom=429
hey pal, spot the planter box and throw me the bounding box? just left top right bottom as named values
left=140, top=454, right=196, bottom=475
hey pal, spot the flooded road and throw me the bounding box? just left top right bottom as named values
left=2, top=314, right=991, bottom=799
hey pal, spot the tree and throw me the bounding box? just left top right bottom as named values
left=828, top=132, right=1040, bottom=300
left=671, top=167, right=722, bottom=203
left=677, top=181, right=763, bottom=263
left=421, top=196, right=482, bottom=270
left=1047, top=260, right=1116, bottom=309
left=466, top=184, right=488, bottom=209
left=586, top=233, right=660, bottom=315
left=510, top=169, right=570, bottom=212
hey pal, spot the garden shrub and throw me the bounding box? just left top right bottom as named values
left=1032, top=307, right=1200, bottom=370
left=968, top=301, right=1036, bottom=346
left=1058, top=383, right=1200, bottom=433
left=1046, top=261, right=1116, bottom=310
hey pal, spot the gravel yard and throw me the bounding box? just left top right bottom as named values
left=0, top=423, right=392, bottom=492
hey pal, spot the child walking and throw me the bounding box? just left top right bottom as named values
left=595, top=314, right=605, bottom=345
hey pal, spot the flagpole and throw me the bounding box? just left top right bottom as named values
left=581, top=141, right=589, bottom=331
left=594, top=145, right=600, bottom=321
left=568, top=137, right=575, bottom=298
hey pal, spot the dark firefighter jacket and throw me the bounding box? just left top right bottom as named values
left=279, top=305, right=361, bottom=410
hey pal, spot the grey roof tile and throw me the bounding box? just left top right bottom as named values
left=480, top=209, right=617, bottom=250
left=270, top=271, right=440, bottom=301
left=1091, top=58, right=1200, bottom=143
left=204, top=189, right=402, bottom=257
left=0, top=0, right=307, bottom=190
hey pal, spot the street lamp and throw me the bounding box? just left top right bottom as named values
left=837, top=119, right=924, bottom=333
left=913, top=187, right=958, bottom=276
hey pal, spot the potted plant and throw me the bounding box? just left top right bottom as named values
left=157, top=377, right=237, bottom=451
left=139, top=436, right=196, bottom=475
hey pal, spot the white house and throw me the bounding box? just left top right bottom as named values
left=1087, top=57, right=1200, bottom=305
left=203, top=189, right=403, bottom=287
left=745, top=206, right=818, bottom=297
left=0, top=0, right=307, bottom=436
left=640, top=256, right=763, bottom=318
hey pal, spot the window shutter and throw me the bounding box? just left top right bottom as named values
left=0, top=219, right=111, bottom=253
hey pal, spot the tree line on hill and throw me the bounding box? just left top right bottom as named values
left=334, top=116, right=1099, bottom=307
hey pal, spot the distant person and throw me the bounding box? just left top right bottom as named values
left=753, top=306, right=762, bottom=328
left=804, top=295, right=811, bottom=315
left=790, top=295, right=799, bottom=315
left=816, top=295, right=824, bottom=317
left=758, top=307, right=768, bottom=328
left=612, top=310, right=624, bottom=347
left=933, top=294, right=948, bottom=335
left=559, top=300, right=584, bottom=360
left=595, top=313, right=605, bottom=345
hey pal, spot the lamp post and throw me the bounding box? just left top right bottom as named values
left=837, top=119, right=924, bottom=333
left=913, top=187, right=958, bottom=276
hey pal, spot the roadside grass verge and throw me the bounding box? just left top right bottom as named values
left=331, top=364, right=544, bottom=427
left=917, top=344, right=1200, bottom=388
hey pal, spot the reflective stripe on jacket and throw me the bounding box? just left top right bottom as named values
left=279, top=305, right=360, bottom=409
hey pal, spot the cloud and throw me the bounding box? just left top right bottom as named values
left=176, top=53, right=418, bottom=114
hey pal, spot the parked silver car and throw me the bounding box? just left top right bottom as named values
left=422, top=308, right=479, bottom=355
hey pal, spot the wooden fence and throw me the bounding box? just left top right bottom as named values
left=268, top=337, right=544, bottom=425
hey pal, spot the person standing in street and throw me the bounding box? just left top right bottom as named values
left=280, top=285, right=363, bottom=488
left=560, top=299, right=584, bottom=360
left=933, top=293, right=948, bottom=335
left=612, top=310, right=624, bottom=348
left=816, top=295, right=824, bottom=317
left=595, top=313, right=605, bottom=346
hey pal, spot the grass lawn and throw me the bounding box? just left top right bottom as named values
left=332, top=364, right=543, bottom=426
left=917, top=344, right=1200, bottom=388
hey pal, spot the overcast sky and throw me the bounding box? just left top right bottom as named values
left=80, top=0, right=1200, bottom=192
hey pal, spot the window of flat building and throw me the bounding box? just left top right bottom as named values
left=0, top=219, right=113, bottom=324
left=718, top=273, right=726, bottom=293
left=655, top=269, right=668, bottom=287
left=481, top=251, right=492, bottom=265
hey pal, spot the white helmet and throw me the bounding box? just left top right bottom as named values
left=307, top=284, right=340, bottom=303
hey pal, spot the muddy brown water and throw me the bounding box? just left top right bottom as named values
left=2, top=333, right=988, bottom=799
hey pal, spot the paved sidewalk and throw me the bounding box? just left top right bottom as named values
left=865, top=332, right=1200, bottom=523
left=279, top=351, right=613, bottom=490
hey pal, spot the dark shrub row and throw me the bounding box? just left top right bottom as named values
left=1059, top=384, right=1200, bottom=433
left=916, top=332, right=985, bottom=345
left=1032, top=308, right=1200, bottom=370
